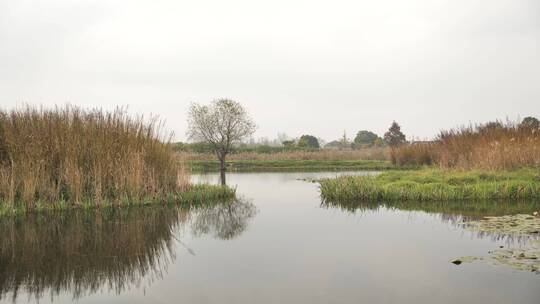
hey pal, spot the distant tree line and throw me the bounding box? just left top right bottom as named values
left=324, top=122, right=407, bottom=150
left=176, top=120, right=410, bottom=154
left=183, top=98, right=540, bottom=176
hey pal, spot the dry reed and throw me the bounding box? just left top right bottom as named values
left=391, top=120, right=540, bottom=170
left=0, top=105, right=190, bottom=209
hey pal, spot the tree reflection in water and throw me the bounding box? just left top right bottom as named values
left=0, top=199, right=256, bottom=302
left=190, top=200, right=257, bottom=240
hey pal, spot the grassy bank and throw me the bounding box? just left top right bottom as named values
left=0, top=106, right=236, bottom=213
left=319, top=169, right=540, bottom=202
left=186, top=159, right=401, bottom=172
left=0, top=181, right=236, bottom=217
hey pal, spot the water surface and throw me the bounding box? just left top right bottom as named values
left=1, top=172, right=539, bottom=303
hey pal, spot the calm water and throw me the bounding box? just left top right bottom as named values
left=1, top=171, right=539, bottom=304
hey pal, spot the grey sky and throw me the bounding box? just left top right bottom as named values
left=1, top=0, right=539, bottom=142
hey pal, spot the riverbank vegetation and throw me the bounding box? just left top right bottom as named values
left=319, top=169, right=540, bottom=202
left=187, top=159, right=396, bottom=172
left=180, top=103, right=396, bottom=172
left=179, top=101, right=419, bottom=173
left=178, top=147, right=389, bottom=161
left=320, top=117, right=540, bottom=203
left=178, top=147, right=391, bottom=172
left=391, top=118, right=540, bottom=170
left=179, top=147, right=392, bottom=172
left=0, top=106, right=235, bottom=213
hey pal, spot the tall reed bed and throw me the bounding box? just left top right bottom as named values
left=0, top=106, right=230, bottom=211
left=391, top=120, right=540, bottom=170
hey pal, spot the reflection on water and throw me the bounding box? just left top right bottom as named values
left=321, top=199, right=540, bottom=219
left=321, top=199, right=540, bottom=244
left=0, top=200, right=256, bottom=302
left=191, top=200, right=257, bottom=240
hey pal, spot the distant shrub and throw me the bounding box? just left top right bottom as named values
left=520, top=116, right=540, bottom=130
left=353, top=130, right=382, bottom=148
left=298, top=135, right=320, bottom=149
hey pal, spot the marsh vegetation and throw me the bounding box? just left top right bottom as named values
left=319, top=118, right=540, bottom=203
left=186, top=159, right=395, bottom=172
left=390, top=118, right=540, bottom=170
left=319, top=169, right=540, bottom=202
left=177, top=147, right=390, bottom=162
left=0, top=106, right=234, bottom=213
left=179, top=147, right=392, bottom=172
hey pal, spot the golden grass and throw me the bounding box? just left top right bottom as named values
left=0, top=105, right=190, bottom=209
left=391, top=121, right=540, bottom=170
left=390, top=143, right=434, bottom=167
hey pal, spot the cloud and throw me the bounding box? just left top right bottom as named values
left=1, top=0, right=539, bottom=141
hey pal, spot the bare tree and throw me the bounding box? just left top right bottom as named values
left=187, top=99, right=256, bottom=184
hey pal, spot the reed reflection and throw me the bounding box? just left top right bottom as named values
left=0, top=200, right=256, bottom=302
left=321, top=199, right=540, bottom=242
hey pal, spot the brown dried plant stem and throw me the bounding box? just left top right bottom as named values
left=0, top=106, right=190, bottom=210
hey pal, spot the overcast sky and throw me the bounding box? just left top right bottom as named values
left=1, top=0, right=539, bottom=142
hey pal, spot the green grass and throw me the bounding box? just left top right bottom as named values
left=187, top=159, right=407, bottom=172
left=0, top=184, right=236, bottom=217
left=319, top=168, right=540, bottom=202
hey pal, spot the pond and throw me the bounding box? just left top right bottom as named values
left=1, top=171, right=539, bottom=303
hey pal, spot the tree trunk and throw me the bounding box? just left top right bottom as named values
left=219, top=154, right=227, bottom=186
left=220, top=169, right=226, bottom=186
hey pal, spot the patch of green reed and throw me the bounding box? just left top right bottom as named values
left=0, top=184, right=235, bottom=217
left=319, top=168, right=540, bottom=202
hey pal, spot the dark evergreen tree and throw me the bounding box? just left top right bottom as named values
left=383, top=121, right=406, bottom=147
left=298, top=135, right=320, bottom=149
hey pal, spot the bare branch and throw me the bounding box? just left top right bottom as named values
left=186, top=99, right=257, bottom=172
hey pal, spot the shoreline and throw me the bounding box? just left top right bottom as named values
left=0, top=184, right=236, bottom=217
left=185, top=159, right=413, bottom=172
